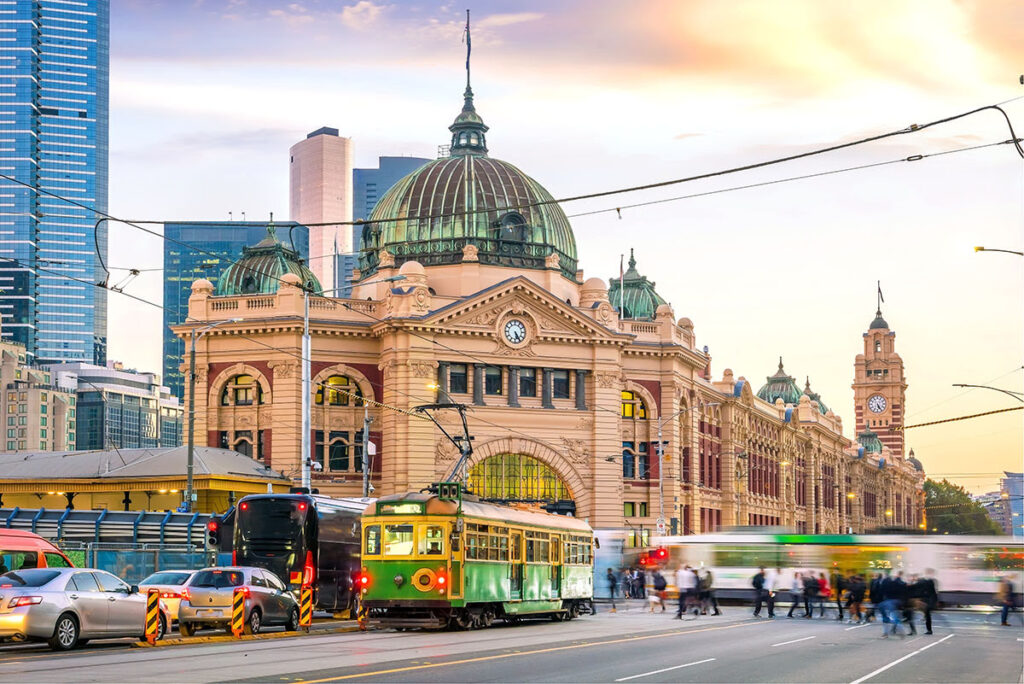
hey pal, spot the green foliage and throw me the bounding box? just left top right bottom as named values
left=924, top=478, right=1004, bottom=535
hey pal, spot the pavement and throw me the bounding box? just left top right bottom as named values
left=0, top=602, right=1019, bottom=683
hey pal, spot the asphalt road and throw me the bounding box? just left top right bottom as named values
left=0, top=605, right=1019, bottom=683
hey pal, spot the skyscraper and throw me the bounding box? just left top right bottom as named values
left=0, top=0, right=109, bottom=365
left=352, top=155, right=431, bottom=234
left=289, top=127, right=352, bottom=293
left=162, top=221, right=308, bottom=400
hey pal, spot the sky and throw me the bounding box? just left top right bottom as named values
left=107, top=0, right=1024, bottom=495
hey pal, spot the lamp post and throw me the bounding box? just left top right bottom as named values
left=951, top=383, right=1024, bottom=403
left=974, top=246, right=1023, bottom=257
left=186, top=317, right=242, bottom=512
left=299, top=275, right=406, bottom=492
left=654, top=402, right=719, bottom=534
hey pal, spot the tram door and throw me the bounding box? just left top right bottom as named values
left=550, top=534, right=561, bottom=598
left=510, top=531, right=523, bottom=599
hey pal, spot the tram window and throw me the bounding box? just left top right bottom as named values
left=364, top=525, right=380, bottom=555
left=550, top=538, right=560, bottom=564
left=526, top=539, right=535, bottom=562
left=384, top=524, right=414, bottom=556
left=419, top=526, right=445, bottom=556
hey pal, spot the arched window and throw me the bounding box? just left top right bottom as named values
left=494, top=212, right=527, bottom=242
left=468, top=453, right=571, bottom=503
left=621, top=390, right=647, bottom=419
left=221, top=374, right=264, bottom=406
left=315, top=375, right=364, bottom=406
left=875, top=340, right=881, bottom=353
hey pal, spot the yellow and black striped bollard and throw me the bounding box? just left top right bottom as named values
left=231, top=587, right=246, bottom=637
left=145, top=588, right=160, bottom=645
left=300, top=586, right=313, bottom=633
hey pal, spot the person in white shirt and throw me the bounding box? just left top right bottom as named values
left=675, top=564, right=697, bottom=618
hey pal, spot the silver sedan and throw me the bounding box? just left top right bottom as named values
left=0, top=568, right=167, bottom=650
left=178, top=566, right=299, bottom=636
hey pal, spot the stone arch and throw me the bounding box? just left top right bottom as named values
left=312, top=363, right=377, bottom=404
left=209, top=363, right=273, bottom=406
left=621, top=380, right=659, bottom=421
left=443, top=436, right=591, bottom=518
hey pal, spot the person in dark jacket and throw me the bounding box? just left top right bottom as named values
left=878, top=572, right=904, bottom=637
left=606, top=567, right=619, bottom=612
left=914, top=569, right=939, bottom=634
left=864, top=573, right=883, bottom=622
left=847, top=574, right=866, bottom=624
left=802, top=572, right=819, bottom=618
left=831, top=570, right=846, bottom=621
left=752, top=567, right=767, bottom=617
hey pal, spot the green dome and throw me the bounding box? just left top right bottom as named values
left=215, top=225, right=320, bottom=296
left=757, top=358, right=803, bottom=405
left=869, top=309, right=889, bottom=329
left=802, top=377, right=830, bottom=415
left=857, top=428, right=883, bottom=454
left=607, top=249, right=668, bottom=320
left=357, top=87, right=578, bottom=280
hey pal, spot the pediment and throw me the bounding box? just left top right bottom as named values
left=426, top=277, right=622, bottom=344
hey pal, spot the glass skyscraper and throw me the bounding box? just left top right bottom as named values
left=353, top=156, right=431, bottom=246
left=162, top=221, right=309, bottom=400
left=0, top=0, right=109, bottom=365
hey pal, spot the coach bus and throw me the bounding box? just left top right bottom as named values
left=233, top=493, right=374, bottom=613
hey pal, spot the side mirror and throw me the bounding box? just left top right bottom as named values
left=129, top=585, right=140, bottom=594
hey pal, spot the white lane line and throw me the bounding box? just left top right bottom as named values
left=845, top=623, right=871, bottom=631
left=772, top=635, right=816, bottom=647
left=849, top=634, right=955, bottom=684
left=614, top=658, right=716, bottom=682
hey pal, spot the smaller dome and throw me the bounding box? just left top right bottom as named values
left=802, top=377, right=830, bottom=415
left=908, top=448, right=923, bottom=472
left=857, top=428, right=883, bottom=454
left=869, top=309, right=889, bottom=329
left=757, top=357, right=802, bottom=405
left=607, top=248, right=668, bottom=320
left=215, top=225, right=320, bottom=296
left=191, top=278, right=214, bottom=293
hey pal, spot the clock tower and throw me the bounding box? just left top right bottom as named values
left=853, top=304, right=907, bottom=456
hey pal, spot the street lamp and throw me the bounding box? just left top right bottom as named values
left=654, top=402, right=720, bottom=534
left=951, top=383, right=1024, bottom=403
left=974, top=246, right=1023, bottom=257
left=186, top=317, right=242, bottom=512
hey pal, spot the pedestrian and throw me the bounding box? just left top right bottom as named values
left=802, top=571, right=819, bottom=618
left=898, top=572, right=916, bottom=635
left=676, top=564, right=697, bottom=619
left=816, top=572, right=830, bottom=618
left=636, top=567, right=646, bottom=599
left=650, top=569, right=667, bottom=612
left=913, top=569, right=938, bottom=634
left=787, top=569, right=805, bottom=618
left=996, top=575, right=1015, bottom=627
left=606, top=567, right=619, bottom=613
left=878, top=572, right=903, bottom=638
left=830, top=568, right=846, bottom=621
left=752, top=566, right=767, bottom=617
left=700, top=567, right=722, bottom=615
left=864, top=572, right=882, bottom=622
left=847, top=574, right=866, bottom=624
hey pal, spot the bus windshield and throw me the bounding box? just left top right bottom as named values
left=237, top=499, right=305, bottom=542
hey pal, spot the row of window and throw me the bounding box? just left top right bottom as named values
left=439, top=364, right=572, bottom=399
left=623, top=501, right=648, bottom=518
left=219, top=374, right=365, bottom=407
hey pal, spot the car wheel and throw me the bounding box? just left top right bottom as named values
left=49, top=613, right=79, bottom=651
left=158, top=615, right=167, bottom=641
left=287, top=607, right=300, bottom=632
left=179, top=621, right=196, bottom=638
left=244, top=609, right=261, bottom=635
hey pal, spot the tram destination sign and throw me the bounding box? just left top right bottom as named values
left=377, top=502, right=425, bottom=515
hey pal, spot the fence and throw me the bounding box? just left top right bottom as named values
left=55, top=541, right=217, bottom=585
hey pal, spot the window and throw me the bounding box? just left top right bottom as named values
left=621, top=391, right=647, bottom=419
left=40, top=417, right=46, bottom=427
left=875, top=341, right=881, bottom=353
left=40, top=393, right=46, bottom=402
left=622, top=442, right=635, bottom=479
left=69, top=573, right=100, bottom=592
left=40, top=429, right=46, bottom=439
left=221, top=374, right=263, bottom=406
left=40, top=405, right=46, bottom=415
left=5, top=392, right=14, bottom=402
left=384, top=524, right=414, bottom=556
left=17, top=416, right=25, bottom=426
left=315, top=375, right=363, bottom=406
left=639, top=502, right=648, bottom=517
left=364, top=525, right=381, bottom=555
left=0, top=551, right=38, bottom=572
left=419, top=525, right=445, bottom=556
left=6, top=441, right=14, bottom=450
left=519, top=368, right=537, bottom=397
left=250, top=573, right=267, bottom=588
left=6, top=429, right=13, bottom=439
left=484, top=366, right=502, bottom=395
left=265, top=571, right=286, bottom=591
left=94, top=571, right=129, bottom=593
left=552, top=370, right=570, bottom=399
left=624, top=502, right=635, bottom=517
left=449, top=364, right=468, bottom=394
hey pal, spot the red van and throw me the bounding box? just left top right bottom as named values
left=0, top=529, right=74, bottom=573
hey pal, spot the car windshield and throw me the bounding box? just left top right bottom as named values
left=190, top=570, right=244, bottom=588
left=0, top=569, right=60, bottom=587
left=141, top=572, right=191, bottom=586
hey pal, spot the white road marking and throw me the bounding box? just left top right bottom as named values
left=849, top=634, right=955, bottom=684
left=845, top=623, right=871, bottom=631
left=614, top=658, right=716, bottom=681
left=771, top=635, right=816, bottom=647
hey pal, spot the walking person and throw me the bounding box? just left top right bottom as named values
left=898, top=572, right=917, bottom=635
left=700, top=567, right=722, bottom=615
left=816, top=572, right=830, bottom=618
left=802, top=571, right=819, bottom=619
left=864, top=572, right=883, bottom=622
left=914, top=569, right=938, bottom=634
left=996, top=575, right=1015, bottom=627
left=787, top=570, right=805, bottom=618
left=675, top=564, right=697, bottom=619
left=606, top=567, right=619, bottom=613
left=636, top=567, right=647, bottom=599
left=752, top=566, right=767, bottom=618
left=649, top=569, right=667, bottom=612
left=847, top=574, right=866, bottom=624
left=830, top=568, right=846, bottom=621
left=878, top=572, right=903, bottom=638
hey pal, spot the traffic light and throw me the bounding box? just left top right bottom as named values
left=206, top=519, right=220, bottom=549
left=654, top=547, right=668, bottom=563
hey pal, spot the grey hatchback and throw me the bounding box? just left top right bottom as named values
left=0, top=568, right=167, bottom=650
left=178, top=567, right=299, bottom=636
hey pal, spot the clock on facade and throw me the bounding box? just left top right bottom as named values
left=503, top=319, right=527, bottom=344
left=868, top=394, right=888, bottom=413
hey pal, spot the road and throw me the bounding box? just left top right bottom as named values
left=0, top=605, right=1019, bottom=683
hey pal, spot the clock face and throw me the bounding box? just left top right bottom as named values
left=868, top=394, right=887, bottom=414
left=503, top=319, right=527, bottom=344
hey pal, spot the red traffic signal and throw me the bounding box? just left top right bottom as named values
left=655, top=547, right=668, bottom=561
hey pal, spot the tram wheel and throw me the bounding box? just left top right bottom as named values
left=480, top=609, right=495, bottom=628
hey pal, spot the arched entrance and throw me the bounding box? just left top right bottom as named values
left=468, top=453, right=575, bottom=515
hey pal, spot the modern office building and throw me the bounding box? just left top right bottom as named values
left=0, top=338, right=75, bottom=452
left=0, top=0, right=109, bottom=365
left=289, top=127, right=352, bottom=293
left=353, top=156, right=432, bottom=233
left=162, top=221, right=308, bottom=399
left=49, top=361, right=183, bottom=450
left=1001, top=472, right=1023, bottom=537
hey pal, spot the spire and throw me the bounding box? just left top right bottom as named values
left=449, top=9, right=488, bottom=157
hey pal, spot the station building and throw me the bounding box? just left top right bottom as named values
left=174, top=80, right=924, bottom=533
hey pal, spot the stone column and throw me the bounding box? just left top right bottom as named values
left=473, top=364, right=485, bottom=406
left=507, top=366, right=520, bottom=407
left=574, top=369, right=588, bottom=410
left=437, top=361, right=449, bottom=401
left=541, top=368, right=554, bottom=409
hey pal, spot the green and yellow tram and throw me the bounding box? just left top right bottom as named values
left=360, top=491, right=594, bottom=629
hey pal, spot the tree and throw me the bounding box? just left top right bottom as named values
left=924, top=478, right=1004, bottom=535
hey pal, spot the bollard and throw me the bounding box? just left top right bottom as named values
left=300, top=586, right=313, bottom=633
left=357, top=600, right=367, bottom=632
left=145, top=588, right=160, bottom=645
left=231, top=587, right=246, bottom=638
